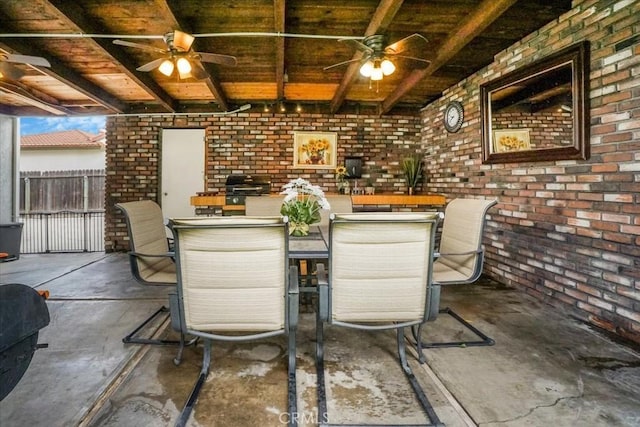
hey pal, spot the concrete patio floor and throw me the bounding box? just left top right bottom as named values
left=1, top=252, right=639, bottom=426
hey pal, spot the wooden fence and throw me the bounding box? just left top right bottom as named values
left=20, top=170, right=105, bottom=212
left=16, top=170, right=106, bottom=253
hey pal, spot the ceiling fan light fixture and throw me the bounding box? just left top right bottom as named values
left=176, top=57, right=192, bottom=78
left=359, top=60, right=374, bottom=77
left=381, top=59, right=395, bottom=76
left=370, top=60, right=384, bottom=81
left=158, top=59, right=175, bottom=76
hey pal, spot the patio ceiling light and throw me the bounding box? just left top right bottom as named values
left=359, top=58, right=395, bottom=82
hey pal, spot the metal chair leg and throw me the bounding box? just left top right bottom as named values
left=413, top=307, right=495, bottom=356
left=173, top=333, right=199, bottom=366
left=287, top=326, right=298, bottom=427
left=315, top=313, right=329, bottom=426
left=175, top=338, right=211, bottom=427
left=123, top=305, right=198, bottom=357
left=122, top=305, right=183, bottom=345
left=396, top=327, right=444, bottom=427
left=315, top=323, right=443, bottom=426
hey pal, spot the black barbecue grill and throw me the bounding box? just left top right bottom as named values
left=225, top=174, right=272, bottom=206
left=0, top=284, right=50, bottom=401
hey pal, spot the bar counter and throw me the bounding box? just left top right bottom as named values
left=191, top=193, right=446, bottom=216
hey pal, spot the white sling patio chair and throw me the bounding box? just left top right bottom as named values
left=316, top=212, right=443, bottom=427
left=319, top=195, right=353, bottom=226
left=115, top=200, right=182, bottom=346
left=302, top=195, right=352, bottom=290
left=169, top=216, right=299, bottom=427
left=413, top=198, right=498, bottom=358
left=244, top=195, right=285, bottom=216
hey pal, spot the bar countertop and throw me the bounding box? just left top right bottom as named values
left=191, top=193, right=446, bottom=207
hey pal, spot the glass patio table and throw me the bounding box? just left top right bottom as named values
left=288, top=226, right=328, bottom=260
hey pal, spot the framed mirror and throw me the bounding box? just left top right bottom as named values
left=481, top=41, right=590, bottom=163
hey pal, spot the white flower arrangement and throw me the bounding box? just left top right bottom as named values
left=280, top=178, right=330, bottom=236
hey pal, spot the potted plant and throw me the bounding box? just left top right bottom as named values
left=365, top=178, right=375, bottom=195
left=402, top=154, right=423, bottom=195
left=335, top=166, right=350, bottom=194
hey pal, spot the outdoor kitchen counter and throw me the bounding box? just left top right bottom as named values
left=191, top=194, right=446, bottom=215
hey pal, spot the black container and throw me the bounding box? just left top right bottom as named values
left=0, top=223, right=23, bottom=262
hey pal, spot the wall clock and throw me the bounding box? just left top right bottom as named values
left=444, top=101, right=464, bottom=133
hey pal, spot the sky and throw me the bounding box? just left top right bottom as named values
left=20, top=116, right=106, bottom=136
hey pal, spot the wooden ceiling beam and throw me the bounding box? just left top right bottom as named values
left=381, top=0, right=518, bottom=114
left=274, top=0, right=286, bottom=101
left=199, top=75, right=228, bottom=111
left=329, top=0, right=404, bottom=114
left=0, top=81, right=70, bottom=115
left=0, top=38, right=127, bottom=114
left=46, top=0, right=180, bottom=113
left=0, top=105, right=17, bottom=115
left=0, top=7, right=126, bottom=114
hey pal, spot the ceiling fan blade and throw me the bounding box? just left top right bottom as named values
left=0, top=62, right=26, bottom=80
left=385, top=33, right=428, bottom=55
left=391, top=54, right=431, bottom=69
left=172, top=30, right=195, bottom=52
left=2, top=53, right=50, bottom=67
left=137, top=58, right=167, bottom=72
left=338, top=39, right=374, bottom=55
left=188, top=61, right=210, bottom=80
left=195, top=52, right=237, bottom=67
left=113, top=39, right=166, bottom=54
left=323, top=57, right=366, bottom=71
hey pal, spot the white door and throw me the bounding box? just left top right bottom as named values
left=161, top=128, right=205, bottom=220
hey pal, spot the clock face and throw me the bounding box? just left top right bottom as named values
left=444, top=101, right=464, bottom=133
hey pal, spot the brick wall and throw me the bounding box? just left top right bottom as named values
left=493, top=111, right=573, bottom=149
left=105, top=113, right=421, bottom=251
left=420, top=0, right=640, bottom=344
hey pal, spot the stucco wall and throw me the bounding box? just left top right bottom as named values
left=20, top=148, right=106, bottom=172
left=420, top=0, right=640, bottom=343
left=0, top=117, right=19, bottom=223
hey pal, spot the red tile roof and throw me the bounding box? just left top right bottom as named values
left=21, top=130, right=105, bottom=149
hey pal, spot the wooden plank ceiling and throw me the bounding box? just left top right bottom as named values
left=0, top=0, right=571, bottom=117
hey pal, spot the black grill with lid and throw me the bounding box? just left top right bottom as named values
left=225, top=174, right=271, bottom=205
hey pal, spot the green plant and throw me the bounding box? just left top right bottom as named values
left=402, top=154, right=423, bottom=189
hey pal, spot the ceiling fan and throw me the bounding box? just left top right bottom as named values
left=113, top=30, right=237, bottom=80
left=0, top=53, right=51, bottom=80
left=324, top=34, right=430, bottom=82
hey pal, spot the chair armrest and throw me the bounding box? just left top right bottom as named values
left=129, top=251, right=175, bottom=259
left=288, top=265, right=300, bottom=330
left=316, top=263, right=329, bottom=322
left=435, top=249, right=483, bottom=258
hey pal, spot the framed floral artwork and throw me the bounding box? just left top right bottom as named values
left=493, top=129, right=531, bottom=153
left=293, top=132, right=337, bottom=169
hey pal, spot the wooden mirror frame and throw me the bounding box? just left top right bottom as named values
left=480, top=41, right=590, bottom=164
